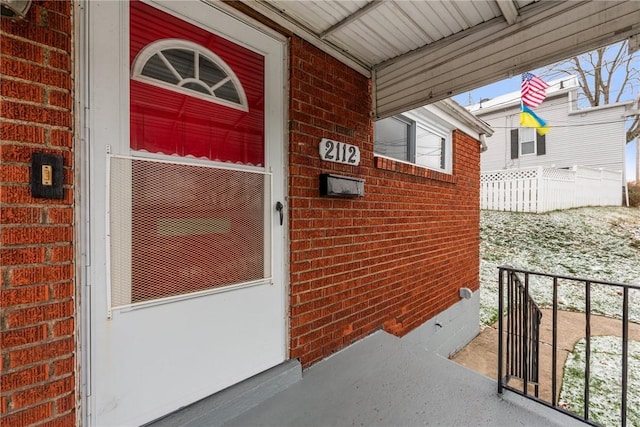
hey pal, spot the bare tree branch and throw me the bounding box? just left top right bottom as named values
left=616, top=54, right=632, bottom=103
left=545, top=41, right=639, bottom=145
left=573, top=57, right=596, bottom=106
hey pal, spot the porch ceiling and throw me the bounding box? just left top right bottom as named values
left=239, top=0, right=640, bottom=119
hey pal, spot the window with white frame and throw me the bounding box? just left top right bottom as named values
left=510, top=127, right=546, bottom=159
left=374, top=114, right=452, bottom=173
left=520, top=127, right=536, bottom=155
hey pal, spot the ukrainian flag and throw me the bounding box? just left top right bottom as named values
left=520, top=104, right=549, bottom=135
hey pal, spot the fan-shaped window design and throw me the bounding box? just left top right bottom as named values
left=132, top=39, right=248, bottom=111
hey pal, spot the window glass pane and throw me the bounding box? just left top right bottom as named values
left=374, top=117, right=409, bottom=161
left=521, top=141, right=535, bottom=155
left=163, top=49, right=195, bottom=79
left=415, top=125, right=444, bottom=170
left=520, top=127, right=535, bottom=142
left=199, top=56, right=226, bottom=87
left=183, top=81, right=211, bottom=95
left=141, top=54, right=180, bottom=84
left=520, top=127, right=535, bottom=155
left=214, top=80, right=241, bottom=104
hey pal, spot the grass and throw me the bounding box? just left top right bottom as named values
left=559, top=337, right=640, bottom=427
left=479, top=206, right=640, bottom=326
left=479, top=206, right=640, bottom=425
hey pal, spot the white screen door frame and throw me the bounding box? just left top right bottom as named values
left=81, top=1, right=288, bottom=425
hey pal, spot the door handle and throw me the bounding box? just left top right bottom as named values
left=275, top=201, right=284, bottom=226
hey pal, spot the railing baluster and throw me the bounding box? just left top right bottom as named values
left=512, top=272, right=517, bottom=379
left=533, top=304, right=536, bottom=382
left=523, top=273, right=529, bottom=394
left=514, top=271, right=518, bottom=380
left=514, top=276, right=518, bottom=379
left=517, top=276, right=522, bottom=379
left=507, top=270, right=512, bottom=381
left=519, top=276, right=523, bottom=379
left=552, top=277, right=558, bottom=406
left=584, top=281, right=591, bottom=421
left=498, top=268, right=504, bottom=394
left=534, top=310, right=540, bottom=397
left=622, top=287, right=629, bottom=427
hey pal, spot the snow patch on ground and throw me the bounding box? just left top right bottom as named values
left=559, top=336, right=640, bottom=427
left=480, top=207, right=640, bottom=326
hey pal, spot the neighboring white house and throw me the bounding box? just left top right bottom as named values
left=469, top=76, right=633, bottom=212
left=469, top=76, right=632, bottom=176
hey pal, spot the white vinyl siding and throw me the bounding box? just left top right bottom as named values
left=477, top=93, right=627, bottom=174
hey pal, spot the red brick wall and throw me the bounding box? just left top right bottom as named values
left=1, top=1, right=75, bottom=426
left=288, top=37, right=480, bottom=367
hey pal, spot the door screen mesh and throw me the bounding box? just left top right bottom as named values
left=109, top=156, right=270, bottom=308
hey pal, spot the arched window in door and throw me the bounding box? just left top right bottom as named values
left=132, top=39, right=248, bottom=111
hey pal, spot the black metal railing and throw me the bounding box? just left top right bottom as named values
left=502, top=268, right=542, bottom=397
left=497, top=266, right=638, bottom=427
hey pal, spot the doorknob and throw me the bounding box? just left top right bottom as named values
left=275, top=201, right=284, bottom=226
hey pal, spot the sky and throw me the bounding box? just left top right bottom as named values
left=452, top=52, right=639, bottom=183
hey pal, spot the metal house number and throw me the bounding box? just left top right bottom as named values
left=319, top=138, right=360, bottom=166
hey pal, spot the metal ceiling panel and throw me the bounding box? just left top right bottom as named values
left=471, top=1, right=503, bottom=22
left=395, top=2, right=444, bottom=43
left=330, top=3, right=425, bottom=63
left=266, top=0, right=367, bottom=34
left=239, top=0, right=640, bottom=118
left=255, top=0, right=531, bottom=68
left=327, top=27, right=381, bottom=64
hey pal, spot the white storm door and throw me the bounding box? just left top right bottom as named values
left=86, top=1, right=287, bottom=426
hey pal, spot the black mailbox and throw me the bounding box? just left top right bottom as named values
left=319, top=173, right=364, bottom=197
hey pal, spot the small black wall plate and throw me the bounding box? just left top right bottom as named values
left=31, top=152, right=64, bottom=199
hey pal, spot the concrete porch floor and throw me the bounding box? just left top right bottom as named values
left=157, top=330, right=585, bottom=427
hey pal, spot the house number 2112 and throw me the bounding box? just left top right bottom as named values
left=319, top=138, right=361, bottom=166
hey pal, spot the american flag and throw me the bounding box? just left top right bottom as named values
left=521, top=73, right=549, bottom=108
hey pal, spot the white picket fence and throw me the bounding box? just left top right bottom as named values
left=480, top=166, right=622, bottom=213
